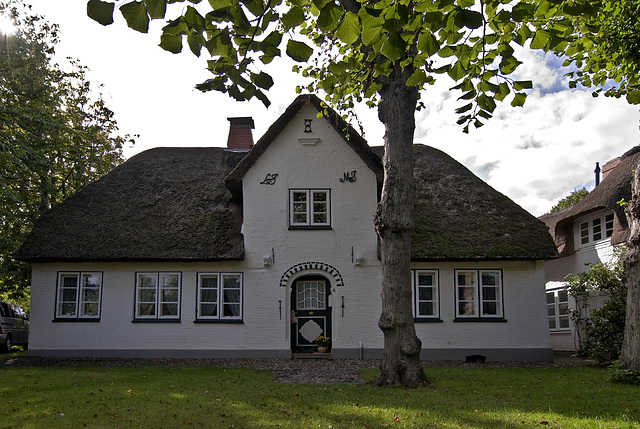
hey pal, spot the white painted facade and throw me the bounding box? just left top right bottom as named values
left=544, top=208, right=618, bottom=351
left=26, top=105, right=552, bottom=361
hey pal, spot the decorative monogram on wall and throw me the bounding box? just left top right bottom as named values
left=304, top=119, right=312, bottom=133
left=339, top=170, right=357, bottom=183
left=260, top=173, right=278, bottom=185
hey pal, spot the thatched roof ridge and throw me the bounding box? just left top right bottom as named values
left=15, top=147, right=246, bottom=262
left=224, top=94, right=384, bottom=199
left=370, top=144, right=557, bottom=261
left=539, top=146, right=640, bottom=254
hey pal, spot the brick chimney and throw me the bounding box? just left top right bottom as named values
left=227, top=117, right=254, bottom=150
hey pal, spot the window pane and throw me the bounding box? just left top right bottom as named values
left=201, top=289, right=218, bottom=303
left=559, top=316, right=570, bottom=329
left=458, top=286, right=475, bottom=301
left=139, top=289, right=156, bottom=302
left=418, top=274, right=433, bottom=286
left=63, top=276, right=78, bottom=288
left=605, top=214, right=614, bottom=237
left=418, top=287, right=433, bottom=301
left=481, top=273, right=498, bottom=286
left=161, top=274, right=179, bottom=287
left=201, top=303, right=217, bottom=317
left=138, top=303, right=155, bottom=316
left=458, top=302, right=475, bottom=316
left=558, top=290, right=568, bottom=302
left=593, top=218, right=602, bottom=240
left=293, top=192, right=307, bottom=202
left=419, top=302, right=433, bottom=316
left=223, top=289, right=241, bottom=303
left=313, top=191, right=327, bottom=202
left=482, top=286, right=497, bottom=300
left=62, top=289, right=77, bottom=302
left=139, top=275, right=156, bottom=288
left=546, top=292, right=555, bottom=304
left=223, top=303, right=240, bottom=317
left=548, top=305, right=556, bottom=317
left=201, top=276, right=218, bottom=288
left=83, top=303, right=99, bottom=317
left=162, top=289, right=178, bottom=302
left=61, top=303, right=76, bottom=316
left=313, top=213, right=327, bottom=223
left=482, top=302, right=497, bottom=315
left=580, top=222, right=589, bottom=244
left=549, top=318, right=556, bottom=329
left=293, top=213, right=307, bottom=223
left=161, top=303, right=178, bottom=316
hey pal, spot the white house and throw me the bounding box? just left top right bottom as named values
left=16, top=95, right=557, bottom=361
left=540, top=147, right=640, bottom=351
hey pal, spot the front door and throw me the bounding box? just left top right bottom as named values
left=290, top=276, right=331, bottom=353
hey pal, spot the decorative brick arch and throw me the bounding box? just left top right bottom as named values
left=279, top=262, right=344, bottom=288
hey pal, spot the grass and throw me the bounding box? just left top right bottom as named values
left=1, top=353, right=638, bottom=428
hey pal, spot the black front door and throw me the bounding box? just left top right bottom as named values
left=290, top=276, right=331, bottom=353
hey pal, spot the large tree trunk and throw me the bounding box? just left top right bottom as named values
left=374, top=64, right=428, bottom=387
left=621, top=162, right=640, bottom=370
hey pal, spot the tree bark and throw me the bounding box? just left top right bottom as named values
left=374, top=64, right=428, bottom=387
left=621, top=161, right=640, bottom=370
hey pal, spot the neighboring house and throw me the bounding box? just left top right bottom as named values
left=540, top=146, right=640, bottom=351
left=15, top=94, right=558, bottom=361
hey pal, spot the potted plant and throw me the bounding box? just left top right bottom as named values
left=315, top=336, right=330, bottom=353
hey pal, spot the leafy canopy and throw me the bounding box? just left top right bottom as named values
left=0, top=1, right=133, bottom=304
left=549, top=187, right=589, bottom=213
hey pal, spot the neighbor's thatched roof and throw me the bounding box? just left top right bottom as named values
left=225, top=94, right=384, bottom=199
left=371, top=145, right=558, bottom=261
left=15, top=147, right=246, bottom=262
left=539, top=146, right=640, bottom=256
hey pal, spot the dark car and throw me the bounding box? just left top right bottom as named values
left=0, top=301, right=29, bottom=352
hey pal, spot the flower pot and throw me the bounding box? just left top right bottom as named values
left=317, top=346, right=329, bottom=353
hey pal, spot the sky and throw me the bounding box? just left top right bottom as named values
left=7, top=1, right=640, bottom=216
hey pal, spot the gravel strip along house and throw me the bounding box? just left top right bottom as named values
left=16, top=94, right=557, bottom=361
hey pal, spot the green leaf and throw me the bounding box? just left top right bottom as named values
left=511, top=92, right=527, bottom=107
left=87, top=0, right=115, bottom=26
left=187, top=32, right=204, bottom=56
left=511, top=2, right=534, bottom=22
left=455, top=103, right=472, bottom=114
left=499, top=56, right=521, bottom=74
left=417, top=31, right=439, bottom=56
left=406, top=69, right=427, bottom=87
left=447, top=61, right=466, bottom=81
left=282, top=6, right=305, bottom=29
left=120, top=1, right=149, bottom=33
left=513, top=80, right=533, bottom=90
left=336, top=12, right=361, bottom=45
left=159, top=33, right=183, bottom=53
left=362, top=26, right=382, bottom=46
left=530, top=29, right=551, bottom=50
left=627, top=90, right=640, bottom=105
left=380, top=32, right=406, bottom=63
left=460, top=9, right=482, bottom=29
left=145, top=0, right=166, bottom=19
left=251, top=71, right=274, bottom=90
left=318, top=2, right=343, bottom=32
left=286, top=40, right=314, bottom=62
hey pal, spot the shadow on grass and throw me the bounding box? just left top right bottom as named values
left=0, top=365, right=638, bottom=428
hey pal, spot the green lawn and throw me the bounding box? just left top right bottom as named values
left=1, top=355, right=638, bottom=428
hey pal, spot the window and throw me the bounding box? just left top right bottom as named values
left=455, top=270, right=503, bottom=319
left=578, top=212, right=615, bottom=246
left=196, top=273, right=243, bottom=321
left=413, top=270, right=439, bottom=319
left=289, top=189, right=330, bottom=227
left=547, top=289, right=570, bottom=331
left=56, top=272, right=103, bottom=320
left=135, top=272, right=181, bottom=320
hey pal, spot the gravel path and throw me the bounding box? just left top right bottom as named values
left=2, top=353, right=593, bottom=384
left=0, top=354, right=595, bottom=384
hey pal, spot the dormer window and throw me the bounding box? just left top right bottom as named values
left=577, top=212, right=614, bottom=246
left=289, top=189, right=331, bottom=228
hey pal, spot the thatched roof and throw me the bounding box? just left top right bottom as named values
left=16, top=95, right=557, bottom=263
left=225, top=94, right=384, bottom=199
left=15, top=147, right=246, bottom=262
left=370, top=145, right=558, bottom=261
left=539, top=146, right=640, bottom=256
